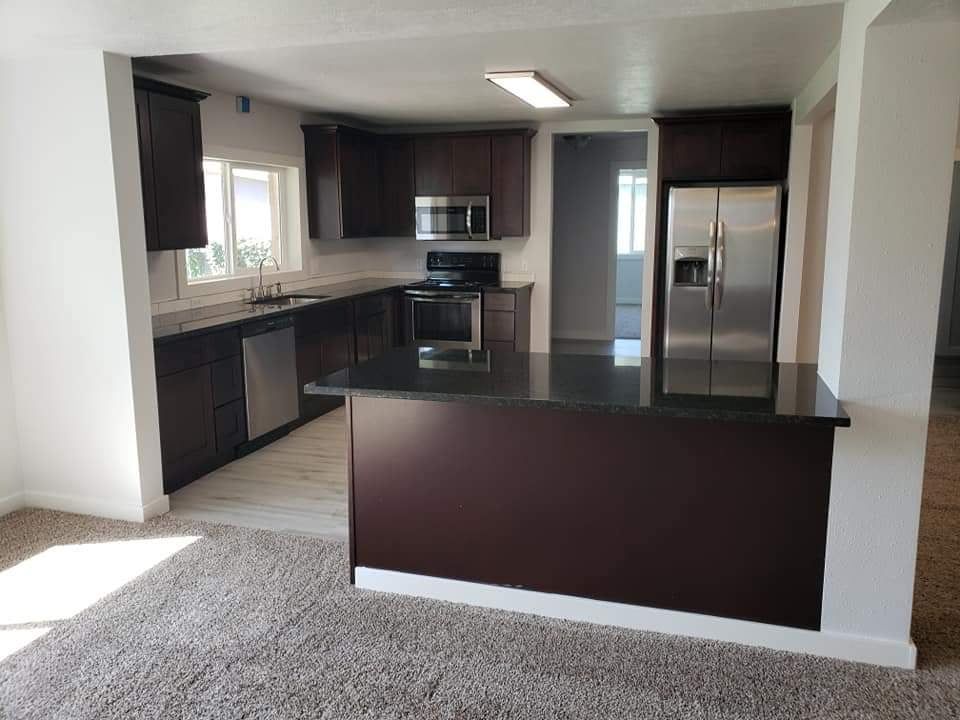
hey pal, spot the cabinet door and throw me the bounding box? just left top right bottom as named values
left=214, top=399, right=247, bottom=454
left=379, top=136, right=415, bottom=236
left=323, top=303, right=357, bottom=373
left=659, top=121, right=722, bottom=180
left=452, top=135, right=491, bottom=195
left=302, top=128, right=340, bottom=240
left=134, top=90, right=160, bottom=251
left=491, top=134, right=529, bottom=238
left=147, top=92, right=207, bottom=250
left=339, top=130, right=380, bottom=237
left=355, top=293, right=397, bottom=364
left=415, top=136, right=454, bottom=195
left=720, top=117, right=790, bottom=180
left=156, top=365, right=217, bottom=492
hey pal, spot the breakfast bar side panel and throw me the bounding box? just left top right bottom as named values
left=348, top=395, right=834, bottom=629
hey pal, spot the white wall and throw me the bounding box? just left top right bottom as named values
left=551, top=133, right=648, bottom=340
left=778, top=45, right=838, bottom=363
left=817, top=0, right=960, bottom=659
left=616, top=256, right=644, bottom=305
left=0, top=286, right=21, bottom=516
left=795, top=109, right=835, bottom=363
left=0, top=50, right=166, bottom=522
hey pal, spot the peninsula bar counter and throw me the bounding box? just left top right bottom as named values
left=306, top=348, right=849, bottom=632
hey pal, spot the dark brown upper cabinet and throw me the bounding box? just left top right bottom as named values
left=655, top=110, right=791, bottom=182
left=452, top=136, right=491, bottom=195
left=414, top=136, right=455, bottom=195
left=491, top=132, right=533, bottom=238
left=303, top=126, right=534, bottom=239
left=379, top=136, right=415, bottom=237
left=134, top=77, right=209, bottom=252
left=414, top=134, right=492, bottom=196
left=302, top=125, right=381, bottom=240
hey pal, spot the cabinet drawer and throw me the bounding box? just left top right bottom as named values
left=484, top=292, right=516, bottom=311
left=211, top=355, right=243, bottom=408
left=482, top=340, right=515, bottom=353
left=483, top=311, right=515, bottom=342
left=214, top=399, right=247, bottom=454
left=155, top=329, right=241, bottom=377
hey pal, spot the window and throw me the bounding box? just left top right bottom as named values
left=186, top=159, right=293, bottom=283
left=616, top=168, right=647, bottom=255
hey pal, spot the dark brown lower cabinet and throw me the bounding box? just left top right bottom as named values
left=296, top=301, right=356, bottom=421
left=355, top=292, right=398, bottom=364
left=155, top=328, right=246, bottom=493
left=156, top=364, right=218, bottom=493
left=482, top=287, right=531, bottom=352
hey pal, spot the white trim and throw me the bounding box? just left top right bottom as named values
left=175, top=146, right=309, bottom=299
left=141, top=494, right=170, bottom=520
left=355, top=567, right=917, bottom=669
left=22, top=490, right=169, bottom=523
left=552, top=329, right=614, bottom=342
left=777, top=120, right=813, bottom=362
left=0, top=492, right=25, bottom=517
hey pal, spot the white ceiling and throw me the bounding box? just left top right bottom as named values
left=134, top=5, right=842, bottom=124
left=3, top=0, right=843, bottom=125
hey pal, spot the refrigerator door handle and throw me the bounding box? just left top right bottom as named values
left=715, top=220, right=726, bottom=308
left=706, top=220, right=717, bottom=309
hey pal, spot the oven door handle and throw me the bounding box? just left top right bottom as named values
left=405, top=292, right=480, bottom=301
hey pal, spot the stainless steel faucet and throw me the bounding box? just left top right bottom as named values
left=256, top=256, right=280, bottom=299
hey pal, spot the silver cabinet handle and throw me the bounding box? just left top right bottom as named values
left=466, top=201, right=473, bottom=240
left=715, top=220, right=726, bottom=308
left=706, top=220, right=717, bottom=310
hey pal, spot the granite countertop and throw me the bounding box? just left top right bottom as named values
left=305, top=348, right=850, bottom=428
left=489, top=281, right=534, bottom=290
left=153, top=278, right=536, bottom=343
left=152, top=278, right=409, bottom=343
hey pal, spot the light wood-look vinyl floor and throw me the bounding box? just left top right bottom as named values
left=169, top=407, right=349, bottom=538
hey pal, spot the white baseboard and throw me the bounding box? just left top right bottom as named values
left=0, top=491, right=25, bottom=517
left=552, top=331, right=615, bottom=342
left=22, top=490, right=170, bottom=523
left=355, top=567, right=917, bottom=669
left=142, top=494, right=170, bottom=519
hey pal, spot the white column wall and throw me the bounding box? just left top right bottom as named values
left=0, top=288, right=21, bottom=516
left=0, top=51, right=165, bottom=522
left=819, top=3, right=960, bottom=644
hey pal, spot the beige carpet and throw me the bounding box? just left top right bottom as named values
left=0, top=418, right=959, bottom=718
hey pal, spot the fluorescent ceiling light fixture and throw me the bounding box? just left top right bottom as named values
left=485, top=71, right=571, bottom=109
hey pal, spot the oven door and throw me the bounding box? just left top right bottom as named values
left=405, top=291, right=482, bottom=349
left=415, top=196, right=489, bottom=241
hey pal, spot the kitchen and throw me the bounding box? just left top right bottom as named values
left=141, top=52, right=848, bottom=639
left=2, top=1, right=960, bottom=715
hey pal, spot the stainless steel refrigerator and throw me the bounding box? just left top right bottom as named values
left=663, top=185, right=781, bottom=361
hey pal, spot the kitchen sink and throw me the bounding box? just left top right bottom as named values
left=247, top=294, right=329, bottom=307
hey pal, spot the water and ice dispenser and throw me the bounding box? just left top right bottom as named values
left=673, top=246, right=709, bottom=286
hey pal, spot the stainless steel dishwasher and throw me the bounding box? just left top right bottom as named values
left=242, top=316, right=300, bottom=441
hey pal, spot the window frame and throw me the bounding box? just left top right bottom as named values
left=173, top=146, right=307, bottom=301
left=614, top=166, right=648, bottom=256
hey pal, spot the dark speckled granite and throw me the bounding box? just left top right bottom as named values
left=152, top=278, right=408, bottom=343
left=305, top=347, right=850, bottom=427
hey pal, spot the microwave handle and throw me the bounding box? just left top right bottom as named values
left=466, top=201, right=473, bottom=240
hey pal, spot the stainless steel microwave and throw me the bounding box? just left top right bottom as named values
left=415, top=196, right=490, bottom=241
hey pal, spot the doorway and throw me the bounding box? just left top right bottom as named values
left=550, top=132, right=648, bottom=357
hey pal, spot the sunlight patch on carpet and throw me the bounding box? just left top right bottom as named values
left=0, top=536, right=200, bottom=625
